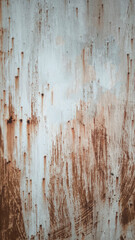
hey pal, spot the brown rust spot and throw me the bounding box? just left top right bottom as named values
left=27, top=119, right=30, bottom=124
left=7, top=115, right=13, bottom=124
left=120, top=235, right=124, bottom=240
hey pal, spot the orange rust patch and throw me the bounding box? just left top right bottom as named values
left=0, top=126, right=26, bottom=239
left=120, top=97, right=135, bottom=227
left=48, top=100, right=110, bottom=237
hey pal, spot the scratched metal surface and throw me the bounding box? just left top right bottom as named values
left=0, top=0, right=135, bottom=239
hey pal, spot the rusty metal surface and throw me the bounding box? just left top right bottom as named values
left=0, top=0, right=135, bottom=239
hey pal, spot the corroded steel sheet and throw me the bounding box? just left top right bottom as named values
left=0, top=0, right=135, bottom=239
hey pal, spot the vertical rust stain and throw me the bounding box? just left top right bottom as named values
left=90, top=43, right=93, bottom=56
left=131, top=38, right=133, bottom=50
left=127, top=53, right=130, bottom=73
left=46, top=9, right=48, bottom=22
left=51, top=90, right=53, bottom=105
left=41, top=93, right=44, bottom=115
left=11, top=37, right=14, bottom=49
left=107, top=41, right=109, bottom=56
left=44, top=155, right=46, bottom=177
left=21, top=51, right=24, bottom=65
left=15, top=75, right=19, bottom=92
left=7, top=94, right=15, bottom=163
left=27, top=119, right=31, bottom=165
left=42, top=178, right=46, bottom=202
left=76, top=7, right=78, bottom=17
left=82, top=49, right=86, bottom=83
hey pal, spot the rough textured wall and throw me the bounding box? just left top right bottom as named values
left=0, top=0, right=135, bottom=239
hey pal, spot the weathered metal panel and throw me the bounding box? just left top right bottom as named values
left=0, top=0, right=135, bottom=239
